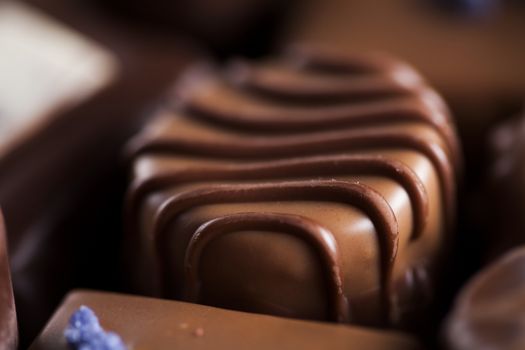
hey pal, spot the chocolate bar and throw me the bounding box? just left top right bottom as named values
left=29, top=290, right=422, bottom=350
left=125, top=45, right=460, bottom=328
left=445, top=246, right=525, bottom=350
left=0, top=211, right=17, bottom=350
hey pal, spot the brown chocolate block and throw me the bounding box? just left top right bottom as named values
left=125, top=46, right=460, bottom=328
left=445, top=246, right=525, bottom=350
left=0, top=0, right=200, bottom=343
left=0, top=211, right=16, bottom=350
left=29, top=290, right=423, bottom=350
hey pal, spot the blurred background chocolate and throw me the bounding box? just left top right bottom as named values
left=30, top=290, right=423, bottom=350
left=0, top=211, right=16, bottom=350
left=96, top=0, right=296, bottom=57
left=479, top=107, right=525, bottom=260
left=445, top=246, right=525, bottom=350
left=0, top=0, right=200, bottom=345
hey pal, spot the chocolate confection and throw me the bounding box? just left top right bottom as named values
left=284, top=0, right=525, bottom=165
left=0, top=211, right=17, bottom=350
left=479, top=109, right=525, bottom=260
left=30, top=290, right=422, bottom=350
left=1, top=0, right=199, bottom=343
left=445, top=246, right=525, bottom=350
left=125, top=45, right=460, bottom=328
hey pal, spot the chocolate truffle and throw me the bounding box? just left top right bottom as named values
left=125, top=46, right=460, bottom=328
left=0, top=211, right=17, bottom=350
left=445, top=246, right=525, bottom=350
left=482, top=109, right=525, bottom=260
left=29, top=290, right=422, bottom=350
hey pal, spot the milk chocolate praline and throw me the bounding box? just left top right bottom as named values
left=124, top=45, right=460, bottom=331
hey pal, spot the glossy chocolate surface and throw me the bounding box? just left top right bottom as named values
left=30, top=290, right=422, bottom=350
left=0, top=211, right=16, bottom=350
left=126, top=46, right=460, bottom=328
left=446, top=247, right=525, bottom=350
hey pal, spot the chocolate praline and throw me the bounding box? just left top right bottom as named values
left=125, top=45, right=461, bottom=330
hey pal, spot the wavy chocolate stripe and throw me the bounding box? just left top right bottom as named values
left=151, top=180, right=399, bottom=322
left=284, top=44, right=416, bottom=76
left=130, top=127, right=454, bottom=228
left=183, top=212, right=350, bottom=322
left=128, top=155, right=428, bottom=241
left=225, top=60, right=423, bottom=102
left=180, top=92, right=457, bottom=159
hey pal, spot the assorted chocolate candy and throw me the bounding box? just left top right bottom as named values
left=0, top=1, right=523, bottom=349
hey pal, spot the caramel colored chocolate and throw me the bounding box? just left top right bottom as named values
left=30, top=290, right=422, bottom=350
left=0, top=211, right=16, bottom=350
left=445, top=247, right=525, bottom=350
left=125, top=47, right=460, bottom=328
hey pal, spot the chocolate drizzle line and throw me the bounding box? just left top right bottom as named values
left=226, top=60, right=422, bottom=102
left=183, top=94, right=455, bottom=154
left=151, top=180, right=399, bottom=322
left=130, top=127, right=453, bottom=229
left=183, top=212, right=350, bottom=322
left=128, top=155, right=428, bottom=241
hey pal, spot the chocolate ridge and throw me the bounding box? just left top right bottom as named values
left=179, top=92, right=457, bottom=163
left=284, top=44, right=414, bottom=75
left=183, top=212, right=349, bottom=322
left=220, top=60, right=460, bottom=171
left=151, top=180, right=399, bottom=322
left=130, top=127, right=454, bottom=228
left=127, top=155, right=428, bottom=241
left=225, top=60, right=424, bottom=101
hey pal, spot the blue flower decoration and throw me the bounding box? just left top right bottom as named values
left=64, top=306, right=127, bottom=350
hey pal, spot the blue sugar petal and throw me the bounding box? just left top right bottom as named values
left=64, top=306, right=127, bottom=350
